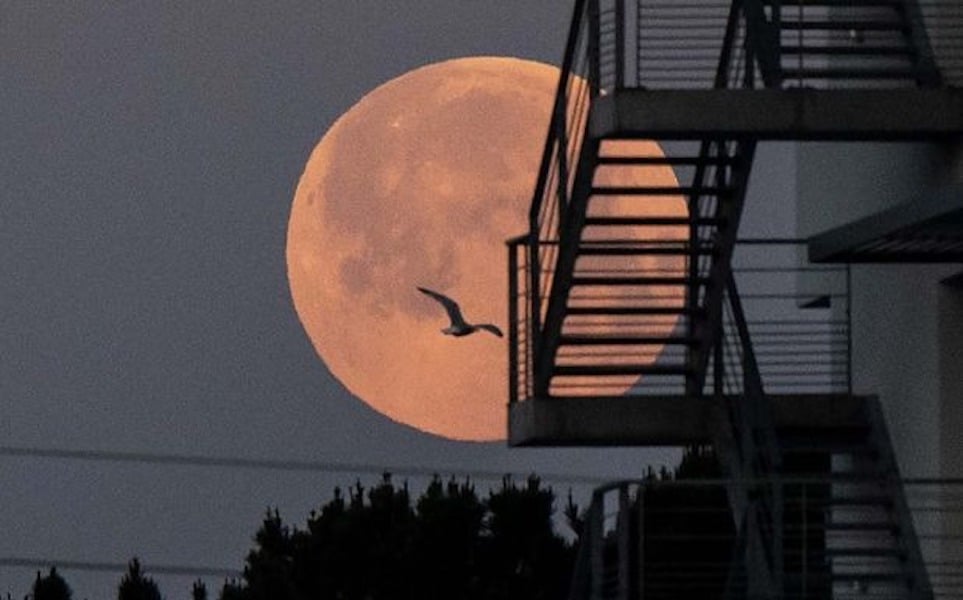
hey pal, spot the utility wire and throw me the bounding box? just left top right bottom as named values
left=0, top=446, right=615, bottom=485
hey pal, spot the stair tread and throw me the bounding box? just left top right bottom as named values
left=566, top=306, right=701, bottom=316
left=583, top=216, right=723, bottom=227
left=596, top=156, right=737, bottom=166
left=781, top=45, right=912, bottom=56
left=827, top=521, right=899, bottom=531
left=559, top=334, right=698, bottom=346
left=554, top=364, right=692, bottom=377
left=787, top=470, right=885, bottom=480
left=779, top=439, right=877, bottom=454
left=828, top=572, right=910, bottom=583
left=781, top=20, right=904, bottom=31
left=826, top=494, right=893, bottom=506
left=778, top=426, right=871, bottom=441
left=571, top=275, right=707, bottom=286
left=591, top=185, right=731, bottom=196
left=782, top=67, right=918, bottom=79
left=764, top=0, right=901, bottom=5
left=578, top=245, right=716, bottom=257
left=826, top=547, right=906, bottom=558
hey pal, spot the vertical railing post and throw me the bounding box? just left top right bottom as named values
left=588, top=0, right=601, bottom=96
left=801, top=482, right=808, bottom=600
left=528, top=233, right=541, bottom=396
left=554, top=105, right=571, bottom=221
left=615, top=0, right=626, bottom=89
left=742, top=0, right=783, bottom=88
left=618, top=485, right=630, bottom=600
left=637, top=485, right=645, bottom=600
left=846, top=263, right=853, bottom=397
left=900, top=0, right=943, bottom=87
left=508, top=238, right=520, bottom=405
left=590, top=491, right=605, bottom=600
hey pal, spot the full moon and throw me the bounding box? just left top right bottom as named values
left=286, top=57, right=683, bottom=441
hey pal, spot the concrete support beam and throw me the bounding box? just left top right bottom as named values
left=508, top=394, right=869, bottom=447
left=589, top=89, right=963, bottom=141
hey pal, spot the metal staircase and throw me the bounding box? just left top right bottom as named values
left=568, top=397, right=932, bottom=600
left=507, top=0, right=961, bottom=598
left=778, top=398, right=932, bottom=599
left=762, top=0, right=942, bottom=87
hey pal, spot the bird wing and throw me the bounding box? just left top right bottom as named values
left=476, top=324, right=504, bottom=338
left=417, top=286, right=467, bottom=326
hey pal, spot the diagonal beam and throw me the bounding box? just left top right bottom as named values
left=533, top=137, right=601, bottom=398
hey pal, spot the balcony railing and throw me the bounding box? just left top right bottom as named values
left=508, top=239, right=850, bottom=403
left=621, top=0, right=963, bottom=89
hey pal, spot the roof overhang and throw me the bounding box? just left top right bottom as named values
left=808, top=184, right=963, bottom=263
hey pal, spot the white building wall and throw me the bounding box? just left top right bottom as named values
left=796, top=142, right=962, bottom=478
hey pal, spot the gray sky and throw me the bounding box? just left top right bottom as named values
left=0, top=3, right=691, bottom=598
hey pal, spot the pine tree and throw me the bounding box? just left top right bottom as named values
left=191, top=580, right=207, bottom=600
left=32, top=567, right=72, bottom=600
left=117, top=559, right=162, bottom=600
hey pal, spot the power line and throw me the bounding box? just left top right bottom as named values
left=0, top=557, right=240, bottom=578
left=0, top=446, right=613, bottom=485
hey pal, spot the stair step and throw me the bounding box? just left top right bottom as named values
left=785, top=471, right=885, bottom=483
left=826, top=547, right=906, bottom=559
left=782, top=67, right=919, bottom=80
left=764, top=0, right=901, bottom=5
left=559, top=334, right=698, bottom=346
left=829, top=572, right=909, bottom=584
left=554, top=364, right=692, bottom=377
left=591, top=185, right=731, bottom=196
left=571, top=276, right=707, bottom=287
left=583, top=216, right=724, bottom=227
left=596, top=156, right=737, bottom=166
left=779, top=439, right=877, bottom=455
left=566, top=306, right=702, bottom=316
left=578, top=245, right=715, bottom=257
left=826, top=521, right=898, bottom=532
left=779, top=426, right=872, bottom=441
left=781, top=45, right=912, bottom=56
left=780, top=20, right=904, bottom=32
left=826, top=494, right=893, bottom=507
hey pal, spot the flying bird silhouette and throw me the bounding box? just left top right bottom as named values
left=417, top=286, right=504, bottom=338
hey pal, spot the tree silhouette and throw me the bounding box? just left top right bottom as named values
left=191, top=580, right=207, bottom=600
left=638, top=446, right=734, bottom=600
left=478, top=476, right=574, bottom=600
left=239, top=509, right=298, bottom=600
left=32, top=567, right=71, bottom=600
left=117, top=559, right=163, bottom=600
left=226, top=473, right=574, bottom=600
left=411, top=477, right=485, bottom=599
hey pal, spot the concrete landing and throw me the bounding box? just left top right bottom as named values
left=508, top=394, right=870, bottom=447
left=589, top=89, right=963, bottom=141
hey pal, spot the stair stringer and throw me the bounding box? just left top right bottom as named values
left=863, top=397, right=935, bottom=600
left=689, top=140, right=759, bottom=394
left=534, top=135, right=602, bottom=398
